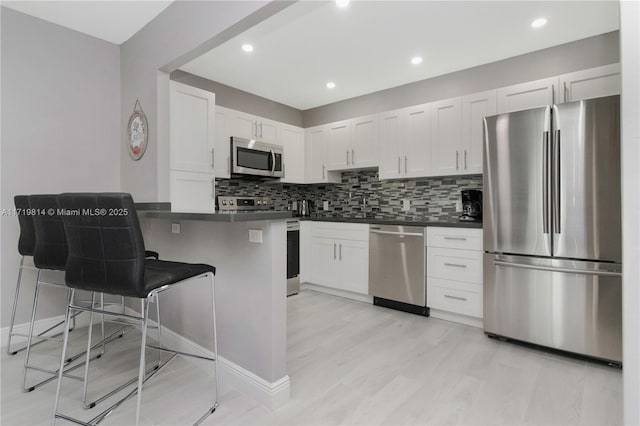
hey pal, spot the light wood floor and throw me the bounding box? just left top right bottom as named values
left=1, top=290, right=622, bottom=425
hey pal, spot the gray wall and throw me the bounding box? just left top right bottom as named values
left=171, top=70, right=303, bottom=127
left=0, top=7, right=121, bottom=327
left=303, top=31, right=620, bottom=127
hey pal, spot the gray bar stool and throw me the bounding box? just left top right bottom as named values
left=52, top=193, right=219, bottom=426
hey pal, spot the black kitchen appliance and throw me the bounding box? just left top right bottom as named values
left=460, top=189, right=482, bottom=222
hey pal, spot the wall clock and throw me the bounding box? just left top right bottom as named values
left=127, top=99, right=148, bottom=161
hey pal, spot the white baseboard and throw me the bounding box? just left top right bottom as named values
left=301, top=282, right=373, bottom=304
left=429, top=309, right=483, bottom=328
left=121, top=307, right=290, bottom=410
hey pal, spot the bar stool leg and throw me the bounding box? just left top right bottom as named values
left=155, top=294, right=162, bottom=366
left=22, top=270, right=42, bottom=392
left=82, top=293, right=97, bottom=408
left=135, top=298, right=151, bottom=425
left=52, top=289, right=75, bottom=426
left=7, top=257, right=25, bottom=355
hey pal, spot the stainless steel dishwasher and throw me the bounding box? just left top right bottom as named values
left=369, top=225, right=428, bottom=316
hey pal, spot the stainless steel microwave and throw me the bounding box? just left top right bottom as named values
left=231, top=137, right=284, bottom=178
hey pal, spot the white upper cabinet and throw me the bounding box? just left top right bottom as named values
left=461, top=90, right=496, bottom=175
left=431, top=97, right=463, bottom=176
left=326, top=116, right=379, bottom=171
left=378, top=104, right=431, bottom=180
left=169, top=81, right=216, bottom=174
left=228, top=110, right=279, bottom=143
left=214, top=106, right=231, bottom=179
left=496, top=76, right=558, bottom=114
left=279, top=124, right=305, bottom=184
left=327, top=120, right=353, bottom=170
left=258, top=119, right=279, bottom=144
left=351, top=115, right=378, bottom=169
left=558, top=63, right=621, bottom=103
left=305, top=126, right=341, bottom=183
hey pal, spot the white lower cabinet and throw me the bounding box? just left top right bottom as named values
left=427, top=227, right=483, bottom=327
left=302, top=222, right=370, bottom=298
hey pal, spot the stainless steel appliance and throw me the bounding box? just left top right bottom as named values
left=483, top=95, right=622, bottom=364
left=297, top=199, right=314, bottom=217
left=217, top=196, right=271, bottom=211
left=231, top=137, right=284, bottom=178
left=286, top=219, right=300, bottom=296
left=459, top=189, right=482, bottom=222
left=369, top=225, right=428, bottom=316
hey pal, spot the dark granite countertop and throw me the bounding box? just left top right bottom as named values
left=135, top=203, right=293, bottom=222
left=299, top=215, right=482, bottom=228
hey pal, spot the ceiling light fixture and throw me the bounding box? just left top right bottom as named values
left=326, top=82, right=336, bottom=89
left=530, top=17, right=547, bottom=28
left=241, top=44, right=254, bottom=53
left=336, top=0, right=350, bottom=8
left=411, top=56, right=423, bottom=65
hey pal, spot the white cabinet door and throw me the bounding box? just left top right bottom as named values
left=558, top=63, right=621, bottom=103
left=461, top=90, right=496, bottom=175
left=378, top=110, right=403, bottom=179
left=299, top=222, right=313, bottom=283
left=280, top=124, right=305, bottom=184
left=229, top=111, right=257, bottom=140
left=311, top=237, right=339, bottom=288
left=305, top=127, right=340, bottom=183
left=258, top=119, right=279, bottom=144
left=169, top=170, right=215, bottom=213
left=169, top=81, right=215, bottom=174
left=496, top=76, right=558, bottom=114
left=338, top=240, right=369, bottom=294
left=351, top=115, right=378, bottom=168
left=431, top=97, right=463, bottom=176
left=327, top=120, right=351, bottom=170
left=403, top=104, right=431, bottom=178
left=214, top=106, right=230, bottom=178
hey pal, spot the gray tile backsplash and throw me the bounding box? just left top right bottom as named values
left=216, top=170, right=482, bottom=221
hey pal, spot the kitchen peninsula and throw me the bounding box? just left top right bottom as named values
left=136, top=204, right=292, bottom=409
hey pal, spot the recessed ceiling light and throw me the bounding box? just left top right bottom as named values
left=531, top=17, right=547, bottom=28
left=326, top=82, right=336, bottom=89
left=411, top=56, right=423, bottom=65
left=336, top=0, right=350, bottom=8
left=241, top=44, right=254, bottom=53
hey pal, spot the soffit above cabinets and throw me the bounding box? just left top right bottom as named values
left=180, top=1, right=619, bottom=110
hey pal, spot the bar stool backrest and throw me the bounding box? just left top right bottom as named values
left=30, top=195, right=68, bottom=271
left=56, top=193, right=146, bottom=297
left=15, top=195, right=36, bottom=256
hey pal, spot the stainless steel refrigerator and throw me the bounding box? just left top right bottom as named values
left=483, top=95, right=622, bottom=364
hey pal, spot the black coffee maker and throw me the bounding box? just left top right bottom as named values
left=459, top=189, right=482, bottom=222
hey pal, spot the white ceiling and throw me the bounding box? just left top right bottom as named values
left=1, top=0, right=173, bottom=45
left=180, top=1, right=620, bottom=110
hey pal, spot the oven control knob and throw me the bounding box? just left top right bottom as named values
left=229, top=200, right=235, bottom=205
left=222, top=200, right=227, bottom=206
left=257, top=200, right=262, bottom=205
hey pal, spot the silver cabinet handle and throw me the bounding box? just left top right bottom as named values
left=563, top=81, right=568, bottom=103
left=494, top=260, right=622, bottom=277
left=260, top=122, right=263, bottom=139
left=456, top=151, right=459, bottom=170
left=464, top=150, right=467, bottom=170
left=322, top=165, right=325, bottom=179
left=352, top=149, right=355, bottom=164
left=398, top=157, right=401, bottom=174
left=211, top=148, right=215, bottom=169
left=543, top=131, right=550, bottom=234
left=444, top=294, right=467, bottom=302
left=346, top=150, right=349, bottom=165
left=443, top=236, right=466, bottom=241
left=404, top=156, right=408, bottom=174
left=211, top=179, right=215, bottom=199
left=339, top=243, right=342, bottom=260
left=444, top=262, right=468, bottom=268
left=333, top=243, right=336, bottom=260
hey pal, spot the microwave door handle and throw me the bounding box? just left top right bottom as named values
left=270, top=149, right=276, bottom=175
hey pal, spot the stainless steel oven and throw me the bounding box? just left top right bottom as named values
left=231, top=137, right=284, bottom=178
left=287, top=219, right=300, bottom=296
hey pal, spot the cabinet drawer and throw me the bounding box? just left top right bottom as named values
left=427, top=227, right=482, bottom=250
left=428, top=278, right=482, bottom=318
left=311, top=221, right=369, bottom=241
left=428, top=247, right=482, bottom=283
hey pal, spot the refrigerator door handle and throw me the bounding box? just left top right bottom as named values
left=543, top=131, right=550, bottom=234
left=494, top=260, right=621, bottom=277
left=553, top=129, right=561, bottom=234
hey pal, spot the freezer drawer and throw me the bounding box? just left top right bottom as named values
left=484, top=254, right=622, bottom=363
